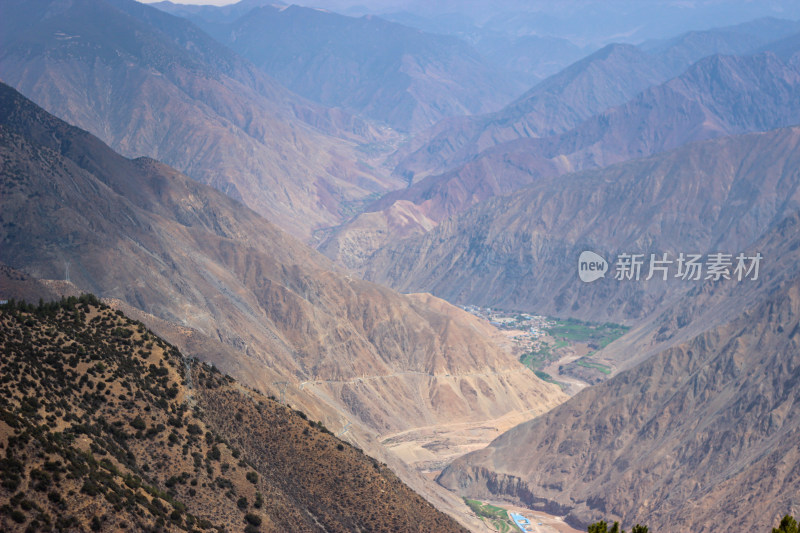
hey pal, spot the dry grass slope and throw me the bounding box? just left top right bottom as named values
left=0, top=296, right=466, bottom=532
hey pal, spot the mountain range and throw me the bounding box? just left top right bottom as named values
left=362, top=124, right=800, bottom=323
left=157, top=2, right=526, bottom=133
left=291, top=0, right=800, bottom=47
left=4, top=2, right=800, bottom=530
left=392, top=17, right=800, bottom=181
left=437, top=209, right=800, bottom=531
left=322, top=36, right=800, bottom=269
left=358, top=16, right=800, bottom=533
left=0, top=0, right=401, bottom=241
left=0, top=80, right=567, bottom=528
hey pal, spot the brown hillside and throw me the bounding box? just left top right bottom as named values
left=0, top=296, right=468, bottom=532
left=0, top=81, right=566, bottom=528
left=436, top=214, right=800, bottom=532
left=0, top=0, right=401, bottom=240
left=325, top=49, right=800, bottom=266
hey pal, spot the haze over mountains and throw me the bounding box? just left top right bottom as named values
left=164, top=2, right=527, bottom=132
left=0, top=0, right=401, bottom=240
left=321, top=28, right=800, bottom=269
left=287, top=0, right=800, bottom=47
left=4, top=0, right=800, bottom=530
left=392, top=17, right=800, bottom=180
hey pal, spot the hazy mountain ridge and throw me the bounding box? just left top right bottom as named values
left=322, top=45, right=800, bottom=269
left=643, top=16, right=800, bottom=69
left=390, top=17, right=800, bottom=182
left=474, top=34, right=588, bottom=86
left=0, top=0, right=402, bottom=240
left=291, top=0, right=800, bottom=46
left=389, top=43, right=678, bottom=181
left=359, top=7, right=592, bottom=86
left=176, top=3, right=526, bottom=132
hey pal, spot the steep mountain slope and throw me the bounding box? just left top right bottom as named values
left=363, top=125, right=800, bottom=323
left=390, top=43, right=677, bottom=181
left=0, top=297, right=467, bottom=532
left=392, top=47, right=800, bottom=189
left=325, top=49, right=800, bottom=269
left=437, top=213, right=800, bottom=532
left=643, top=16, right=800, bottom=72
left=0, top=83, right=565, bottom=492
left=0, top=0, right=400, bottom=240
left=391, top=17, right=800, bottom=182
left=477, top=34, right=588, bottom=86
left=181, top=4, right=525, bottom=133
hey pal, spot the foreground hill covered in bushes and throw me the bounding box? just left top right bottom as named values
left=0, top=295, right=465, bottom=532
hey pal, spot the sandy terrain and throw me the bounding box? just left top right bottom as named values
left=381, top=408, right=548, bottom=472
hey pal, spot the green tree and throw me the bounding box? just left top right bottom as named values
left=774, top=515, right=799, bottom=533
left=130, top=415, right=146, bottom=431
left=244, top=513, right=262, bottom=526
left=588, top=521, right=648, bottom=533
left=588, top=521, right=610, bottom=533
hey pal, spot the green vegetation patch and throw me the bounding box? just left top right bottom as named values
left=464, top=498, right=515, bottom=533
left=546, top=318, right=628, bottom=346
left=575, top=357, right=612, bottom=374
left=534, top=370, right=567, bottom=390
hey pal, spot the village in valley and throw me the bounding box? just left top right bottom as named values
left=462, top=305, right=555, bottom=347
left=461, top=305, right=629, bottom=394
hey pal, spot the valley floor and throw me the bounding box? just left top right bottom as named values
left=380, top=409, right=545, bottom=472
left=501, top=503, right=582, bottom=533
